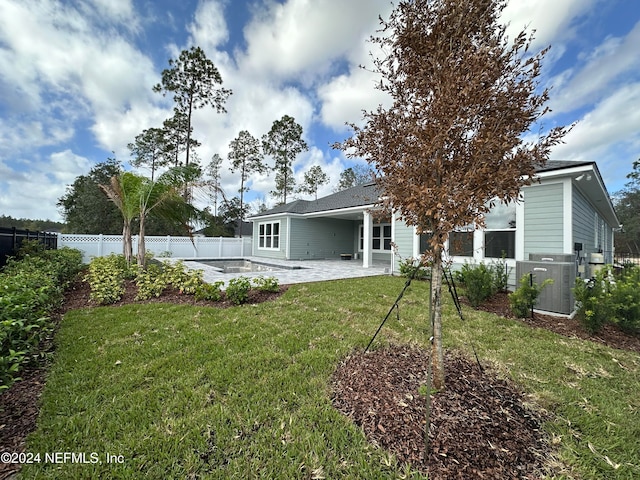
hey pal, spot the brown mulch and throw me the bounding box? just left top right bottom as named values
left=472, top=291, right=640, bottom=354
left=2, top=280, right=639, bottom=479
left=332, top=345, right=550, bottom=479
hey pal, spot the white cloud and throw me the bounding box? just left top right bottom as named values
left=187, top=0, right=229, bottom=51
left=240, top=0, right=390, bottom=82
left=85, top=0, right=137, bottom=26
left=552, top=83, right=640, bottom=156
left=549, top=20, right=640, bottom=114
left=318, top=67, right=390, bottom=132
left=500, top=0, right=602, bottom=50
left=0, top=0, right=158, bottom=154
left=0, top=150, right=91, bottom=221
left=551, top=82, right=640, bottom=192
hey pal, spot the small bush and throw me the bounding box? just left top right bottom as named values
left=398, top=258, right=431, bottom=280
left=574, top=265, right=640, bottom=334
left=135, top=264, right=168, bottom=300
left=488, top=256, right=511, bottom=293
left=85, top=254, right=129, bottom=305
left=509, top=273, right=553, bottom=318
left=195, top=281, right=224, bottom=302
left=252, top=276, right=280, bottom=293
left=226, top=277, right=251, bottom=305
left=161, top=261, right=204, bottom=295
left=610, top=267, right=640, bottom=334
left=458, top=262, right=494, bottom=307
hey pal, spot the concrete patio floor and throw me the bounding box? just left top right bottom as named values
left=177, top=257, right=392, bottom=288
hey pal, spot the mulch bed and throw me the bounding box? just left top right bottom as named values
left=331, top=345, right=550, bottom=479
left=472, top=291, right=640, bottom=354
left=2, top=280, right=639, bottom=479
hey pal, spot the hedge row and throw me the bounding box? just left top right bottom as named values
left=0, top=243, right=84, bottom=392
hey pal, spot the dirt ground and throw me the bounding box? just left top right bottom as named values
left=1, top=279, right=638, bottom=479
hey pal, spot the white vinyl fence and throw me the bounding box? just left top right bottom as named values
left=59, top=234, right=253, bottom=264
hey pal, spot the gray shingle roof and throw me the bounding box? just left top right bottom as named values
left=252, top=183, right=381, bottom=217
left=536, top=160, right=594, bottom=172
left=253, top=160, right=596, bottom=218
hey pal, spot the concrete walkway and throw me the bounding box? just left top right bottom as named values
left=174, top=257, right=391, bottom=288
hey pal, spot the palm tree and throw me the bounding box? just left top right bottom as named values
left=100, top=164, right=203, bottom=268
left=135, top=165, right=202, bottom=267
left=99, top=173, right=143, bottom=265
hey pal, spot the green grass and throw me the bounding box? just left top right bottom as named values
left=21, top=276, right=640, bottom=479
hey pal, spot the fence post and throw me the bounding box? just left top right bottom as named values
left=218, top=237, right=223, bottom=257
left=166, top=235, right=171, bottom=255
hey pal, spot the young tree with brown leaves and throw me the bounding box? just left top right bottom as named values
left=338, top=0, right=570, bottom=389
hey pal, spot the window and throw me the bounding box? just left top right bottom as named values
left=359, top=223, right=392, bottom=251
left=449, top=231, right=474, bottom=257
left=484, top=231, right=515, bottom=258
left=373, top=224, right=392, bottom=250
left=484, top=200, right=516, bottom=259
left=419, top=232, right=434, bottom=254
left=258, top=221, right=280, bottom=250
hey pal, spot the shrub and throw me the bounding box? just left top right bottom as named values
left=488, top=256, right=511, bottom=293
left=509, top=273, right=553, bottom=318
left=252, top=276, right=280, bottom=293
left=135, top=264, right=168, bottom=301
left=85, top=254, right=129, bottom=304
left=1, top=247, right=83, bottom=391
left=574, top=265, right=640, bottom=334
left=161, top=261, right=204, bottom=295
left=226, top=276, right=251, bottom=305
left=194, top=281, right=224, bottom=302
left=398, top=258, right=431, bottom=280
left=458, top=262, right=495, bottom=307
left=610, top=266, right=640, bottom=334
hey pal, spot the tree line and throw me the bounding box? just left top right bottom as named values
left=54, top=46, right=374, bottom=239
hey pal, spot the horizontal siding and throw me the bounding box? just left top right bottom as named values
left=393, top=216, right=415, bottom=271
left=523, top=183, right=564, bottom=256
left=288, top=217, right=355, bottom=260
left=573, top=188, right=596, bottom=259
left=573, top=188, right=615, bottom=264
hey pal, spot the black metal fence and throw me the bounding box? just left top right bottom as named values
left=0, top=227, right=58, bottom=268
left=614, top=252, right=640, bottom=266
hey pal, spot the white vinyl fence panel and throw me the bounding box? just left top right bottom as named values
left=59, top=234, right=252, bottom=264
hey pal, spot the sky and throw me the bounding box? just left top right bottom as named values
left=0, top=0, right=639, bottom=223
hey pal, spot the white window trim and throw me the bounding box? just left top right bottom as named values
left=360, top=222, right=392, bottom=252
left=258, top=221, right=281, bottom=251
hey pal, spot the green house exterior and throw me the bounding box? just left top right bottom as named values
left=250, top=161, right=619, bottom=289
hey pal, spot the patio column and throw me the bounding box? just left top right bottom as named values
left=363, top=211, right=372, bottom=268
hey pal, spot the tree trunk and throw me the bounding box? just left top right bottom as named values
left=122, top=221, right=133, bottom=266
left=137, top=214, right=147, bottom=268
left=431, top=245, right=445, bottom=390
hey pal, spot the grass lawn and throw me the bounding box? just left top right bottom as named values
left=22, top=276, right=640, bottom=479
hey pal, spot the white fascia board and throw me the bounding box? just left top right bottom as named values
left=302, top=204, right=377, bottom=218
left=249, top=212, right=305, bottom=221
left=532, top=164, right=593, bottom=180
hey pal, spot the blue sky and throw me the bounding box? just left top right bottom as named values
left=0, top=0, right=639, bottom=222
